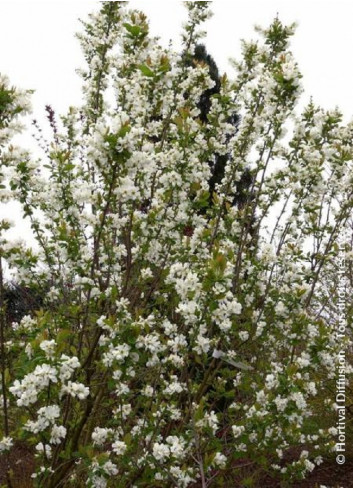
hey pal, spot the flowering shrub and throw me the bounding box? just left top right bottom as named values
left=0, top=3, right=352, bottom=487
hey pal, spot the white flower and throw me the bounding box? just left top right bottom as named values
left=281, top=59, right=299, bottom=81
left=115, top=176, right=139, bottom=201
left=196, top=411, right=219, bottom=434
left=38, top=405, right=60, bottom=422
left=59, top=355, right=80, bottom=381
left=238, top=330, right=249, bottom=341
left=163, top=376, right=185, bottom=396
left=50, top=425, right=67, bottom=444
left=265, top=374, right=279, bottom=390
left=213, top=452, right=227, bottom=468
left=232, top=425, right=245, bottom=438
left=91, top=475, right=107, bottom=488
left=314, top=456, right=323, bottom=465
left=212, top=349, right=224, bottom=359
left=25, top=418, right=49, bottom=434
left=120, top=403, right=132, bottom=420
left=152, top=442, right=170, bottom=462
left=167, top=334, right=187, bottom=353
left=103, top=460, right=118, bottom=476
left=25, top=406, right=60, bottom=434
left=142, top=385, right=154, bottom=397
left=304, top=459, right=315, bottom=472
left=92, top=427, right=112, bottom=446
left=0, top=436, right=13, bottom=452
left=141, top=267, right=153, bottom=279
left=112, top=440, right=127, bottom=456
left=194, top=332, right=210, bottom=354
left=170, top=466, right=195, bottom=487
left=39, top=339, right=56, bottom=359
left=102, top=344, right=130, bottom=367
left=274, top=395, right=288, bottom=412
left=136, top=334, right=164, bottom=354
left=291, top=391, right=307, bottom=410
left=166, top=436, right=185, bottom=459
left=19, top=315, right=36, bottom=330
left=306, top=381, right=317, bottom=395
left=61, top=381, right=89, bottom=400
left=25, top=343, right=33, bottom=359
left=275, top=301, right=286, bottom=315
left=35, top=442, right=52, bottom=458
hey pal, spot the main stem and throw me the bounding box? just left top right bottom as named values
left=0, top=255, right=12, bottom=488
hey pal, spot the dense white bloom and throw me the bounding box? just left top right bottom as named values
left=2, top=5, right=351, bottom=485
left=212, top=293, right=242, bottom=331
left=304, top=459, right=315, bottom=472
left=170, top=466, right=195, bottom=487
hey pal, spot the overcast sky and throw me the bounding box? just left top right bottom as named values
left=1, top=1, right=353, bottom=121
left=1, top=0, right=353, bottom=245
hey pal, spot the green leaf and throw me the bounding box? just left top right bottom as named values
left=123, top=23, right=142, bottom=37
left=57, top=329, right=72, bottom=343
left=64, top=163, right=75, bottom=172
left=138, top=64, right=155, bottom=77
left=117, top=124, right=131, bottom=138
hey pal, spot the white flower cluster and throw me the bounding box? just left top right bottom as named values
left=59, top=355, right=81, bottom=381
left=102, top=343, right=130, bottom=367
left=212, top=291, right=242, bottom=332
left=60, top=381, right=89, bottom=400
left=25, top=405, right=60, bottom=433
left=10, top=364, right=57, bottom=406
